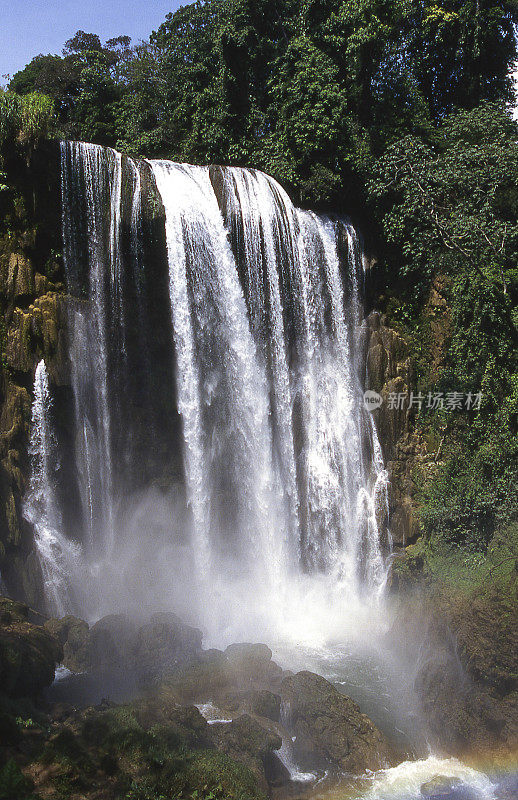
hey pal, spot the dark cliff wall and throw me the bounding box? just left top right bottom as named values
left=0, top=141, right=69, bottom=603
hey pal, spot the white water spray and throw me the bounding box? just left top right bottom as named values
left=24, top=360, right=81, bottom=616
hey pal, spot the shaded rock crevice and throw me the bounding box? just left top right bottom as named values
left=365, top=311, right=425, bottom=546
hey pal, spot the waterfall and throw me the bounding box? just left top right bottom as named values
left=24, top=360, right=81, bottom=616
left=28, top=142, right=390, bottom=636
left=211, top=169, right=388, bottom=591
left=150, top=159, right=389, bottom=635
left=151, top=162, right=287, bottom=602
left=60, top=142, right=168, bottom=565
left=61, top=142, right=116, bottom=556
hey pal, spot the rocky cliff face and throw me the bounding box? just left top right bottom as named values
left=390, top=589, right=518, bottom=759
left=365, top=312, right=424, bottom=546
left=0, top=142, right=68, bottom=604
left=364, top=270, right=453, bottom=548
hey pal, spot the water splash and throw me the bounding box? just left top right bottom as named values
left=360, top=756, right=496, bottom=800
left=24, top=360, right=82, bottom=616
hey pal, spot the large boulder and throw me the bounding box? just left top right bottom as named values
left=209, top=713, right=282, bottom=792
left=46, top=611, right=203, bottom=679
left=159, top=649, right=234, bottom=703
left=281, top=671, right=392, bottom=773
left=223, top=689, right=281, bottom=722
left=132, top=611, right=203, bottom=678
left=0, top=596, right=62, bottom=697
left=44, top=614, right=89, bottom=672
left=88, top=613, right=138, bottom=672
left=160, top=643, right=284, bottom=705
left=224, top=643, right=283, bottom=688
left=420, top=776, right=478, bottom=799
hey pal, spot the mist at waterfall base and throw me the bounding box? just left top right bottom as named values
left=23, top=142, right=508, bottom=798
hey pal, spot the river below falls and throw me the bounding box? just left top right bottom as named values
left=269, top=641, right=518, bottom=800
left=48, top=628, right=517, bottom=800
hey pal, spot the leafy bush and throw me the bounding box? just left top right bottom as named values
left=0, top=759, right=35, bottom=800
left=0, top=92, right=20, bottom=145
left=0, top=91, right=55, bottom=148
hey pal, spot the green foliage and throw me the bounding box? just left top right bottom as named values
left=9, top=32, right=131, bottom=144
left=10, top=55, right=79, bottom=129
left=397, top=523, right=518, bottom=598
left=0, top=91, right=55, bottom=148
left=9, top=0, right=516, bottom=188
left=0, top=759, right=35, bottom=800
left=372, top=104, right=518, bottom=289
left=36, top=704, right=265, bottom=800
left=372, top=104, right=518, bottom=552
left=81, top=706, right=148, bottom=754
left=417, top=425, right=516, bottom=548
left=164, top=750, right=266, bottom=800
left=17, top=93, right=55, bottom=145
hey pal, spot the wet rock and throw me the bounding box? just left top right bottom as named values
left=160, top=652, right=234, bottom=703
left=0, top=596, right=62, bottom=697
left=232, top=688, right=281, bottom=722
left=132, top=611, right=203, bottom=678
left=7, top=252, right=34, bottom=299
left=49, top=702, right=75, bottom=723
left=0, top=595, right=28, bottom=625
left=420, top=775, right=477, bottom=799
left=161, top=643, right=284, bottom=705
left=225, top=642, right=283, bottom=686
left=281, top=671, right=392, bottom=773
left=263, top=749, right=292, bottom=788
left=47, top=611, right=204, bottom=681
left=4, top=293, right=66, bottom=377
left=87, top=613, right=138, bottom=672
left=394, top=590, right=518, bottom=758
left=225, top=642, right=272, bottom=668
left=133, top=698, right=212, bottom=748
left=365, top=312, right=425, bottom=546
left=44, top=615, right=90, bottom=672
left=210, top=713, right=282, bottom=792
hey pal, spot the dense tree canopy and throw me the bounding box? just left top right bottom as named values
left=8, top=0, right=518, bottom=203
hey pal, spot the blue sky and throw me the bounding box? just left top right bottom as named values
left=0, top=0, right=192, bottom=81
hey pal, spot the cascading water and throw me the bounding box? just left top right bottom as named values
left=149, top=160, right=389, bottom=638
left=24, top=360, right=81, bottom=616
left=213, top=168, right=389, bottom=589
left=61, top=142, right=116, bottom=557
left=30, top=141, right=390, bottom=638
left=151, top=162, right=290, bottom=611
